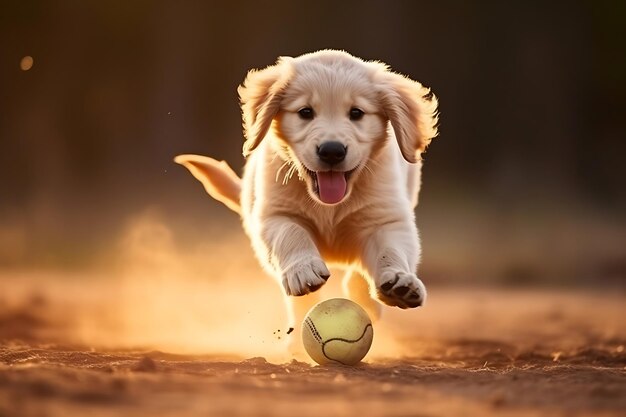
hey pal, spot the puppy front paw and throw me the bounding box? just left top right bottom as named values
left=281, top=256, right=330, bottom=296
left=376, top=271, right=426, bottom=308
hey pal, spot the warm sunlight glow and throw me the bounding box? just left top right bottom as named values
left=78, top=211, right=291, bottom=360
left=0, top=211, right=409, bottom=363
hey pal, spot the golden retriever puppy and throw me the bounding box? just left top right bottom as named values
left=176, top=50, right=438, bottom=335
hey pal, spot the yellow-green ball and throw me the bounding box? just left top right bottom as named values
left=302, top=298, right=374, bottom=365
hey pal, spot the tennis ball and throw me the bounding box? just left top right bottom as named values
left=302, top=298, right=374, bottom=365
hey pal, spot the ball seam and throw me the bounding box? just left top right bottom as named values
left=321, top=323, right=373, bottom=365
left=304, top=317, right=323, bottom=343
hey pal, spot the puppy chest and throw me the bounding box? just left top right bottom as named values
left=308, top=219, right=368, bottom=263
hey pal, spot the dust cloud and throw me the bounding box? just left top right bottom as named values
left=73, top=210, right=290, bottom=360
left=1, top=209, right=409, bottom=362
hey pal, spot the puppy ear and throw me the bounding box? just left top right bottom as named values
left=378, top=70, right=439, bottom=163
left=238, top=57, right=294, bottom=157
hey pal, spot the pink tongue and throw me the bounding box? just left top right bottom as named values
left=316, top=171, right=347, bottom=204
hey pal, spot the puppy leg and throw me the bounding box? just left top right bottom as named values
left=361, top=221, right=427, bottom=309
left=342, top=269, right=382, bottom=320
left=284, top=292, right=322, bottom=356
left=258, top=216, right=330, bottom=296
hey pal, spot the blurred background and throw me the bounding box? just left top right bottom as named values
left=1, top=0, right=625, bottom=287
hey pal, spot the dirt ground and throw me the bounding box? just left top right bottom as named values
left=0, top=271, right=625, bottom=417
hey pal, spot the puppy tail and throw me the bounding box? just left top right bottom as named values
left=174, top=154, right=242, bottom=214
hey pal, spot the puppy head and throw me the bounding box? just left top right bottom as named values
left=238, top=50, right=438, bottom=205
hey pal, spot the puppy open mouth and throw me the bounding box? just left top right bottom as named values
left=304, top=167, right=357, bottom=205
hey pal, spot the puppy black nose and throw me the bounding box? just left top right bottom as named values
left=317, top=141, right=347, bottom=164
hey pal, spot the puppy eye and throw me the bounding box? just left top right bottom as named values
left=349, top=108, right=364, bottom=121
left=298, top=107, right=314, bottom=120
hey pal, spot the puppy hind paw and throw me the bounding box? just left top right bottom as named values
left=281, top=256, right=330, bottom=296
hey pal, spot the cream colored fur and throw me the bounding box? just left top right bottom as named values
left=176, top=50, right=438, bottom=335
